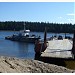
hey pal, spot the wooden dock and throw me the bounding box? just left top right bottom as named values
left=41, top=39, right=74, bottom=59
left=34, top=29, right=75, bottom=69
left=34, top=29, right=75, bottom=70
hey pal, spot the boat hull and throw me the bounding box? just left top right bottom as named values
left=5, top=36, right=40, bottom=43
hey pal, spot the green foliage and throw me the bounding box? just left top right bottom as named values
left=0, top=21, right=74, bottom=33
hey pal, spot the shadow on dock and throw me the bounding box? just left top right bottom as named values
left=35, top=53, right=75, bottom=70
left=34, top=53, right=66, bottom=67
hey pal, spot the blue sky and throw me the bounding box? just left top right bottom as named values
left=0, top=2, right=74, bottom=24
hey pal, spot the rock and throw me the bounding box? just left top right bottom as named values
left=0, top=56, right=74, bottom=73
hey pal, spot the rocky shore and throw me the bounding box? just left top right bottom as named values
left=0, top=56, right=75, bottom=73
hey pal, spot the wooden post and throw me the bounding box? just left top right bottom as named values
left=44, top=27, right=47, bottom=43
left=72, top=30, right=75, bottom=57
left=42, top=27, right=47, bottom=52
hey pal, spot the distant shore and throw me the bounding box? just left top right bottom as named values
left=0, top=56, right=75, bottom=73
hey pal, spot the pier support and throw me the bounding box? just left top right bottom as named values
left=35, top=40, right=42, bottom=53
left=72, top=30, right=75, bottom=58
left=42, top=27, right=47, bottom=52
left=34, top=27, right=47, bottom=53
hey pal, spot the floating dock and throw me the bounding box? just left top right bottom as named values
left=34, top=28, right=75, bottom=69
left=41, top=39, right=73, bottom=59
left=35, top=28, right=75, bottom=59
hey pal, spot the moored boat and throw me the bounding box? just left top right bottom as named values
left=5, top=23, right=40, bottom=43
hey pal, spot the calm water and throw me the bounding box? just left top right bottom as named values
left=0, top=31, right=73, bottom=59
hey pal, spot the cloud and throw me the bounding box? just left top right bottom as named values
left=68, top=19, right=74, bottom=21
left=67, top=14, right=75, bottom=16
left=58, top=17, right=62, bottom=19
left=67, top=19, right=74, bottom=21
left=67, top=19, right=75, bottom=24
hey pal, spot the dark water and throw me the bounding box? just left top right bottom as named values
left=0, top=31, right=73, bottom=59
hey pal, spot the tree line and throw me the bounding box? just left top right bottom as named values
left=0, top=21, right=75, bottom=33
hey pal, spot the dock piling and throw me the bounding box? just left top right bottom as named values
left=42, top=27, right=47, bottom=52
left=34, top=27, right=47, bottom=54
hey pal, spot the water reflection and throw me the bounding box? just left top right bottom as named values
left=17, top=42, right=29, bottom=58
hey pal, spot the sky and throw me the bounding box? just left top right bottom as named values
left=0, top=2, right=75, bottom=24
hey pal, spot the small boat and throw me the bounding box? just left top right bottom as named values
left=5, top=23, right=40, bottom=43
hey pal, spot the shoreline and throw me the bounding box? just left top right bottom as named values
left=0, top=56, right=75, bottom=73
